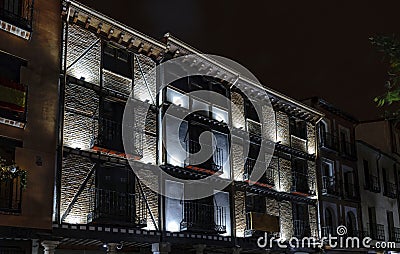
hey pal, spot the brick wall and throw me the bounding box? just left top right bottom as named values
left=307, top=122, right=316, bottom=154
left=280, top=200, right=294, bottom=239
left=66, top=24, right=101, bottom=85
left=279, top=158, right=292, bottom=193
left=64, top=83, right=99, bottom=150
left=231, top=92, right=245, bottom=129
left=308, top=204, right=318, bottom=238
left=232, top=136, right=244, bottom=181
left=276, top=111, right=290, bottom=146
left=262, top=105, right=276, bottom=142
left=234, top=190, right=246, bottom=237
left=133, top=54, right=156, bottom=103
left=61, top=154, right=96, bottom=224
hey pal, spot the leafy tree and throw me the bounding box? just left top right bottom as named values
left=370, top=35, right=400, bottom=116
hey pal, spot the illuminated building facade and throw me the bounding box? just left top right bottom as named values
left=51, top=1, right=324, bottom=253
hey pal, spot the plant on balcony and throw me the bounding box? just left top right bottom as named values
left=0, top=157, right=27, bottom=189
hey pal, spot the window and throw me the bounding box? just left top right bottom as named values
left=0, top=51, right=27, bottom=125
left=89, top=165, right=146, bottom=225
left=0, top=136, right=23, bottom=213
left=292, top=203, right=310, bottom=237
left=102, top=43, right=132, bottom=78
left=246, top=193, right=265, bottom=214
left=290, top=118, right=307, bottom=139
left=0, top=0, right=34, bottom=36
left=346, top=211, right=357, bottom=236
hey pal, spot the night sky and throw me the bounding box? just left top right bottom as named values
left=79, top=0, right=400, bottom=121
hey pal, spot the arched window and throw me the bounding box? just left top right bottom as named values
left=323, top=208, right=335, bottom=237
left=347, top=211, right=357, bottom=236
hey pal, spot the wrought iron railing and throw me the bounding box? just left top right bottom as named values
left=87, top=188, right=147, bottom=226
left=322, top=176, right=337, bottom=196
left=390, top=227, right=400, bottom=242
left=320, top=132, right=338, bottom=151
left=0, top=177, right=22, bottom=213
left=180, top=201, right=226, bottom=234
left=293, top=220, right=311, bottom=238
left=243, top=158, right=274, bottom=186
left=0, top=0, right=34, bottom=31
left=367, top=223, right=385, bottom=241
left=366, top=175, right=381, bottom=193
left=184, top=139, right=223, bottom=173
left=291, top=171, right=313, bottom=195
left=384, top=181, right=398, bottom=199
left=93, top=117, right=143, bottom=157
left=343, top=182, right=360, bottom=200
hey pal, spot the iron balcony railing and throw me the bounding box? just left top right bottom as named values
left=340, top=140, right=356, bottom=158
left=243, top=158, right=274, bottom=186
left=87, top=188, right=147, bottom=227
left=291, top=171, right=314, bottom=195
left=184, top=139, right=223, bottom=173
left=293, top=220, right=311, bottom=238
left=0, top=177, right=22, bottom=213
left=390, top=227, right=400, bottom=242
left=93, top=117, right=143, bottom=158
left=180, top=201, right=226, bottom=234
left=320, top=132, right=338, bottom=151
left=384, top=181, right=398, bottom=199
left=343, top=182, right=360, bottom=200
left=366, top=175, right=381, bottom=193
left=367, top=223, right=385, bottom=241
left=322, top=176, right=337, bottom=196
left=0, top=0, right=34, bottom=31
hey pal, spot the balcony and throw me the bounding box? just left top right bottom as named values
left=343, top=183, right=360, bottom=200
left=0, top=177, right=22, bottom=213
left=322, top=176, right=338, bottom=196
left=320, top=132, right=338, bottom=151
left=367, top=223, right=385, bottom=241
left=366, top=175, right=381, bottom=193
left=245, top=212, right=280, bottom=237
left=291, top=172, right=314, bottom=195
left=92, top=117, right=143, bottom=158
left=390, top=227, right=400, bottom=242
left=243, top=158, right=274, bottom=186
left=384, top=181, right=398, bottom=199
left=340, top=140, right=356, bottom=158
left=180, top=201, right=226, bottom=234
left=184, top=139, right=223, bottom=174
left=0, top=0, right=33, bottom=39
left=293, top=220, right=311, bottom=238
left=0, top=76, right=27, bottom=128
left=87, top=188, right=147, bottom=227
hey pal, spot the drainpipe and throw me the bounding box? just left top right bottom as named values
left=376, top=152, right=382, bottom=192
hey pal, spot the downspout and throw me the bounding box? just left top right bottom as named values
left=376, top=152, right=382, bottom=192
left=55, top=3, right=70, bottom=224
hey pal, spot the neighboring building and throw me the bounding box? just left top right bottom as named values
left=304, top=98, right=363, bottom=252
left=52, top=1, right=324, bottom=253
left=0, top=0, right=61, bottom=252
left=356, top=140, right=400, bottom=248
left=356, top=120, right=400, bottom=250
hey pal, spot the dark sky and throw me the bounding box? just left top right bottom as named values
left=79, top=0, right=400, bottom=121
